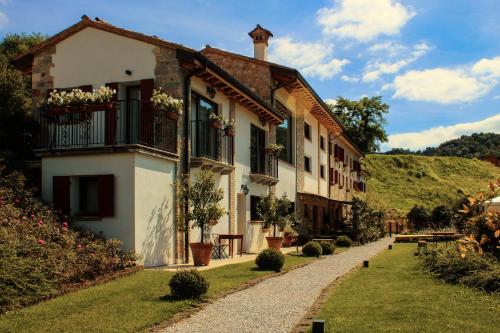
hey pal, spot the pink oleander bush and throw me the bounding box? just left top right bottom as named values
left=0, top=169, right=136, bottom=313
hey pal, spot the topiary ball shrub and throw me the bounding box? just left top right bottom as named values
left=169, top=269, right=209, bottom=299
left=320, top=241, right=335, bottom=255
left=255, top=248, right=285, bottom=272
left=335, top=235, right=352, bottom=248
left=302, top=241, right=322, bottom=257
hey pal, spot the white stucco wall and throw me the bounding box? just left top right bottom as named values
left=41, top=153, right=136, bottom=252
left=41, top=152, right=178, bottom=267
left=303, top=112, right=319, bottom=194
left=134, top=153, right=177, bottom=267
left=52, top=27, right=156, bottom=89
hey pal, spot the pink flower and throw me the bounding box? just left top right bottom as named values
left=38, top=239, right=45, bottom=245
left=22, top=216, right=27, bottom=220
left=76, top=244, right=82, bottom=250
left=30, top=214, right=35, bottom=219
left=62, top=222, right=68, bottom=228
left=38, top=220, right=44, bottom=226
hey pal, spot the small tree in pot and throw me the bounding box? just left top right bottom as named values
left=178, top=170, right=226, bottom=266
left=257, top=193, right=294, bottom=251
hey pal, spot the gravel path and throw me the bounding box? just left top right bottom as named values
left=164, top=237, right=393, bottom=333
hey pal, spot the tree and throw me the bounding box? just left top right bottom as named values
left=0, top=33, right=46, bottom=170
left=177, top=170, right=227, bottom=243
left=430, top=205, right=453, bottom=229
left=257, top=193, right=293, bottom=237
left=328, top=96, right=389, bottom=153
left=407, top=205, right=430, bottom=230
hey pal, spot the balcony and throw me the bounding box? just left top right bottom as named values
left=249, top=147, right=279, bottom=186
left=36, top=100, right=178, bottom=155
left=190, top=120, right=234, bottom=174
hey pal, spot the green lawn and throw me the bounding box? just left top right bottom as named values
left=0, top=253, right=318, bottom=333
left=311, top=243, right=500, bottom=333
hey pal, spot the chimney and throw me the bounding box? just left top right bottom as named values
left=248, top=24, right=273, bottom=61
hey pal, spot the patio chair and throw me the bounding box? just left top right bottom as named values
left=211, top=233, right=229, bottom=259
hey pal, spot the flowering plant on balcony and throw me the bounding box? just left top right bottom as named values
left=223, top=119, right=235, bottom=136
left=46, top=86, right=116, bottom=107
left=266, top=143, right=284, bottom=155
left=208, top=113, right=225, bottom=129
left=150, top=88, right=183, bottom=115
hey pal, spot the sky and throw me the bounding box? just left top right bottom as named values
left=1, top=0, right=499, bottom=151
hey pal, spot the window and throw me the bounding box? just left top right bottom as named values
left=320, top=136, right=325, bottom=150
left=250, top=124, right=266, bottom=174
left=276, top=107, right=293, bottom=164
left=304, top=122, right=311, bottom=140
left=78, top=177, right=99, bottom=215
left=250, top=195, right=261, bottom=221
left=53, top=175, right=114, bottom=218
left=304, top=156, right=311, bottom=173
left=191, top=91, right=218, bottom=159
left=320, top=164, right=325, bottom=179
left=304, top=204, right=309, bottom=218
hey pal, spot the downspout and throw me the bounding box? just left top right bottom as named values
left=182, top=57, right=207, bottom=264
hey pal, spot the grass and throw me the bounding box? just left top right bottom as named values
left=364, top=154, right=500, bottom=213
left=311, top=243, right=500, bottom=333
left=0, top=252, right=319, bottom=333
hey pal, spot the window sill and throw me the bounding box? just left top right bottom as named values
left=73, top=216, right=103, bottom=222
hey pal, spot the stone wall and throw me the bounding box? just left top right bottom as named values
left=32, top=47, right=56, bottom=111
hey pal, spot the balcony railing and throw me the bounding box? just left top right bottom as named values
left=36, top=100, right=177, bottom=154
left=249, top=146, right=278, bottom=185
left=191, top=120, right=233, bottom=166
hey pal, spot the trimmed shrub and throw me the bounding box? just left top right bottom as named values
left=302, top=241, right=322, bottom=257
left=407, top=205, right=430, bottom=230
left=335, top=235, right=352, bottom=248
left=169, top=269, right=209, bottom=299
left=255, top=248, right=285, bottom=272
left=320, top=241, right=335, bottom=255
left=419, top=248, right=500, bottom=293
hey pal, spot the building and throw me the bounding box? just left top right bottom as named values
left=15, top=16, right=365, bottom=267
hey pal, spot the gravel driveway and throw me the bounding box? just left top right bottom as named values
left=163, top=237, right=393, bottom=333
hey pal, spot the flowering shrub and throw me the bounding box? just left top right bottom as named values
left=0, top=169, right=136, bottom=313
left=267, top=143, right=284, bottom=154
left=46, top=86, right=116, bottom=106
left=150, top=88, right=183, bottom=113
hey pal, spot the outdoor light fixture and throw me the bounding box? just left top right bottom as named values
left=240, top=184, right=249, bottom=195
left=207, top=86, right=216, bottom=98
left=125, top=70, right=132, bottom=76
left=259, top=117, right=267, bottom=126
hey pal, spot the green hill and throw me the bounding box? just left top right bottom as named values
left=363, top=154, right=500, bottom=214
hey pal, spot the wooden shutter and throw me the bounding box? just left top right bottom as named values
left=105, top=82, right=118, bottom=145
left=334, top=170, right=339, bottom=184
left=79, top=85, right=93, bottom=92
left=140, top=78, right=155, bottom=145
left=53, top=176, right=70, bottom=214
left=98, top=174, right=114, bottom=217
left=329, top=167, right=334, bottom=185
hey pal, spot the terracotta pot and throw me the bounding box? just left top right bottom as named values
left=266, top=237, right=283, bottom=251
left=190, top=243, right=213, bottom=266
left=210, top=120, right=223, bottom=129
left=166, top=111, right=179, bottom=120
left=224, top=127, right=235, bottom=136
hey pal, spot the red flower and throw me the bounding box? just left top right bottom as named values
left=38, top=239, right=45, bottom=245
left=38, top=220, right=44, bottom=226
left=62, top=222, right=68, bottom=228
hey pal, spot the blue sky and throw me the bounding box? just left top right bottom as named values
left=1, top=0, right=499, bottom=151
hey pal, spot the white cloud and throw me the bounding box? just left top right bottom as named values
left=0, top=12, right=8, bottom=29
left=362, top=42, right=430, bottom=82
left=472, top=56, right=500, bottom=78
left=386, top=114, right=500, bottom=150
left=269, top=37, right=349, bottom=80
left=366, top=41, right=406, bottom=57
left=324, top=98, right=338, bottom=105
left=317, top=0, right=416, bottom=42
left=341, top=75, right=359, bottom=83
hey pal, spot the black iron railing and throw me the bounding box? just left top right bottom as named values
left=36, top=100, right=177, bottom=154
left=191, top=120, right=234, bottom=165
left=250, top=146, right=278, bottom=178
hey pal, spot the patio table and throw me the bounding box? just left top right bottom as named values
left=430, top=231, right=456, bottom=248
left=218, top=234, right=244, bottom=257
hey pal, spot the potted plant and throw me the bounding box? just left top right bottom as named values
left=46, top=86, right=116, bottom=118
left=223, top=119, right=235, bottom=136
left=265, top=143, right=284, bottom=156
left=178, top=170, right=227, bottom=266
left=282, top=225, right=299, bottom=247
left=150, top=88, right=183, bottom=120
left=208, top=113, right=225, bottom=129
left=257, top=193, right=294, bottom=251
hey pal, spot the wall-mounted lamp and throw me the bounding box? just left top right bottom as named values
left=125, top=70, right=132, bottom=76
left=259, top=117, right=267, bottom=126
left=240, top=184, right=249, bottom=196
left=207, top=86, right=216, bottom=99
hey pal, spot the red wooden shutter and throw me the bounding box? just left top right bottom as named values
left=140, top=78, right=155, bottom=145
left=98, top=174, right=114, bottom=217
left=105, top=82, right=118, bottom=145
left=53, top=176, right=70, bottom=214
left=79, top=85, right=92, bottom=92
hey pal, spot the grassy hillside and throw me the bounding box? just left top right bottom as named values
left=363, top=154, right=499, bottom=214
